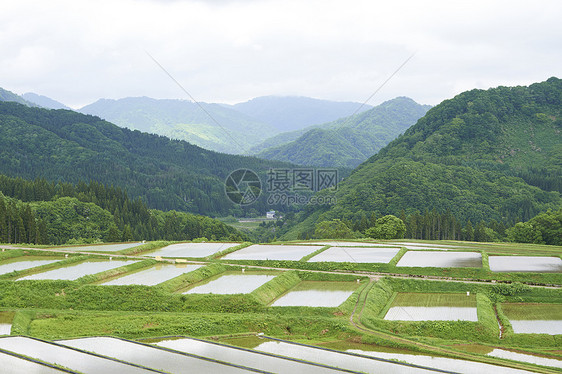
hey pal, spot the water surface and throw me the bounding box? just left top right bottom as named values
left=0, top=258, right=61, bottom=275
left=308, top=246, right=400, bottom=263
left=489, top=256, right=562, bottom=272
left=222, top=245, right=323, bottom=261
left=488, top=348, right=562, bottom=369
left=271, top=281, right=357, bottom=307
left=102, top=264, right=202, bottom=286
left=59, top=337, right=259, bottom=373
left=183, top=273, right=277, bottom=294
left=50, top=242, right=144, bottom=252
left=144, top=242, right=239, bottom=258
left=0, top=336, right=155, bottom=373
left=509, top=320, right=562, bottom=335
left=396, top=251, right=482, bottom=268
left=0, top=351, right=68, bottom=373
left=18, top=260, right=137, bottom=280
left=384, top=306, right=478, bottom=321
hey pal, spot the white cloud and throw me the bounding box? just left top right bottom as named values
left=0, top=0, right=560, bottom=108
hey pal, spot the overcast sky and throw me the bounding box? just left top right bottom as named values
left=1, top=0, right=560, bottom=109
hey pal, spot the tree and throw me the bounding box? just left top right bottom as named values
left=314, top=219, right=354, bottom=239
left=365, top=215, right=406, bottom=239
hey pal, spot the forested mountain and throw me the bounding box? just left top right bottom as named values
left=22, top=92, right=71, bottom=110
left=0, top=101, right=292, bottom=216
left=255, top=97, right=431, bottom=168
left=0, top=174, right=245, bottom=245
left=79, top=97, right=277, bottom=154
left=0, top=88, right=37, bottom=107
left=286, top=78, right=562, bottom=238
left=231, top=95, right=371, bottom=132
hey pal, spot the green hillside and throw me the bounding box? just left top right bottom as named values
left=0, top=87, right=37, bottom=107
left=80, top=97, right=278, bottom=154
left=286, top=78, right=562, bottom=237
left=255, top=97, right=430, bottom=168
left=0, top=101, right=292, bottom=216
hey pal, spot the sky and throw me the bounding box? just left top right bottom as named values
left=1, top=0, right=561, bottom=109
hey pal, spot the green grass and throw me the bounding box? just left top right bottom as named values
left=391, top=293, right=477, bottom=307
left=0, top=311, right=15, bottom=324
left=502, top=303, right=562, bottom=320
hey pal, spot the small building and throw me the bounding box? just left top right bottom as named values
left=266, top=210, right=276, bottom=219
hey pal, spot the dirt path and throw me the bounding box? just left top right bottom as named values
left=348, top=279, right=558, bottom=374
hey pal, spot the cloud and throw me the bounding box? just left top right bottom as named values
left=0, top=0, right=560, bottom=108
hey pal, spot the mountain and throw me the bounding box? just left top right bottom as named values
left=286, top=78, right=562, bottom=238
left=255, top=97, right=431, bottom=168
left=0, top=100, right=292, bottom=216
left=79, top=97, right=278, bottom=154
left=0, top=87, right=37, bottom=107
left=232, top=96, right=372, bottom=132
left=22, top=92, right=71, bottom=110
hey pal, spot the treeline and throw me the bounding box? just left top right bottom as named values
left=0, top=101, right=293, bottom=216
left=0, top=175, right=246, bottom=245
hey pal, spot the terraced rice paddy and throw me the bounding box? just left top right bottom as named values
left=487, top=349, right=562, bottom=369
left=308, top=246, right=400, bottom=263
left=101, top=264, right=202, bottom=286
left=0, top=351, right=67, bottom=373
left=396, top=251, right=482, bottom=268
left=270, top=281, right=358, bottom=307
left=59, top=337, right=264, bottom=374
left=0, top=257, right=62, bottom=275
left=153, top=336, right=347, bottom=373
left=489, top=255, right=562, bottom=272
left=222, top=244, right=323, bottom=261
left=144, top=242, right=239, bottom=258
left=17, top=260, right=137, bottom=280
left=51, top=242, right=145, bottom=252
left=303, top=241, right=399, bottom=247
left=0, top=336, right=156, bottom=373
left=502, top=303, right=562, bottom=335
left=183, top=272, right=277, bottom=294
left=384, top=293, right=478, bottom=321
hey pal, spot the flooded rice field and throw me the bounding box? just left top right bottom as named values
left=488, top=348, right=562, bottom=369
left=17, top=260, right=137, bottom=280
left=303, top=241, right=400, bottom=247
left=144, top=242, right=239, bottom=258
left=222, top=244, right=323, bottom=261
left=59, top=337, right=259, bottom=374
left=308, top=246, right=400, bottom=263
left=0, top=257, right=62, bottom=275
left=270, top=281, right=358, bottom=307
left=396, top=251, right=482, bottom=267
left=502, top=303, right=562, bottom=335
left=509, top=320, right=562, bottom=335
left=183, top=272, right=277, bottom=294
left=51, top=242, right=145, bottom=252
left=101, top=264, right=202, bottom=286
left=153, top=336, right=345, bottom=373
left=489, top=255, right=562, bottom=272
left=384, top=306, right=478, bottom=321
left=0, top=336, right=156, bottom=373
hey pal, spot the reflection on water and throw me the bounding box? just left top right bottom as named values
left=396, top=251, right=482, bottom=268
left=0, top=258, right=61, bottom=275
left=184, top=274, right=276, bottom=294
left=270, top=281, right=358, bottom=307
left=488, top=348, right=562, bottom=369
left=222, top=245, right=323, bottom=261
left=102, top=264, right=202, bottom=286
left=510, top=320, right=562, bottom=335
left=384, top=306, right=478, bottom=321
left=144, top=242, right=239, bottom=258
left=17, top=260, right=137, bottom=280
left=489, top=256, right=562, bottom=273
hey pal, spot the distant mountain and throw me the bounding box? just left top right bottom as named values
left=79, top=97, right=278, bottom=154
left=255, top=97, right=431, bottom=168
left=286, top=78, right=562, bottom=238
left=232, top=96, right=372, bottom=132
left=0, top=100, right=292, bottom=216
left=22, top=92, right=71, bottom=110
left=0, top=87, right=37, bottom=107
